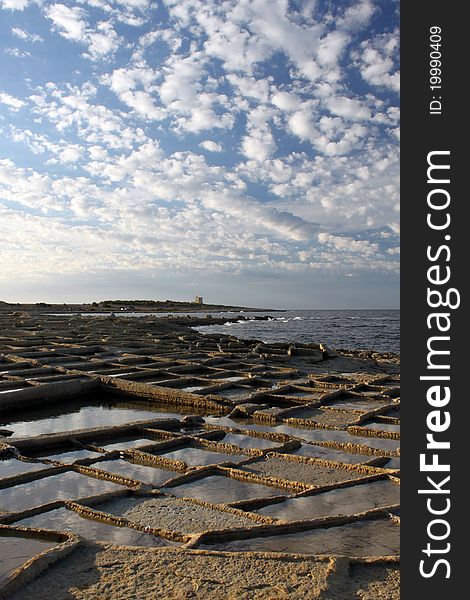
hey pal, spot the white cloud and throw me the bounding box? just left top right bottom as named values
left=227, top=74, right=270, bottom=103
left=316, top=30, right=350, bottom=67
left=4, top=47, right=31, bottom=57
left=84, top=21, right=121, bottom=61
left=271, top=90, right=301, bottom=112
left=318, top=232, right=379, bottom=256
left=114, top=0, right=151, bottom=10
left=45, top=4, right=122, bottom=62
left=241, top=125, right=276, bottom=162
left=12, top=27, right=43, bottom=42
left=324, top=96, right=371, bottom=120
left=45, top=4, right=87, bottom=41
left=199, top=140, right=222, bottom=152
left=340, top=0, right=375, bottom=32
left=202, top=189, right=319, bottom=241
left=0, top=91, right=25, bottom=110
left=0, top=0, right=400, bottom=300
left=355, top=30, right=400, bottom=92
left=1, top=0, right=31, bottom=9
left=29, top=82, right=148, bottom=148
left=57, top=146, right=83, bottom=163
left=104, top=66, right=165, bottom=120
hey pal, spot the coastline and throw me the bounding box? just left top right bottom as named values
left=1, top=309, right=399, bottom=599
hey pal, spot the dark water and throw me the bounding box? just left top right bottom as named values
left=1, top=398, right=189, bottom=438
left=53, top=309, right=399, bottom=353
left=195, top=310, right=399, bottom=354
left=1, top=534, right=56, bottom=582
left=0, top=471, right=128, bottom=513
left=201, top=517, right=399, bottom=556
left=256, top=480, right=400, bottom=521
left=17, top=508, right=174, bottom=547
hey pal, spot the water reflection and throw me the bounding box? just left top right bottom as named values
left=0, top=471, right=128, bottom=513
left=0, top=534, right=56, bottom=583
left=2, top=398, right=188, bottom=438
left=93, top=459, right=174, bottom=486
left=154, top=446, right=248, bottom=466
left=202, top=518, right=399, bottom=556
left=205, top=417, right=400, bottom=452
left=16, top=508, right=175, bottom=547
left=256, top=480, right=399, bottom=520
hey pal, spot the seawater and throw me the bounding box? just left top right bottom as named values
left=50, top=309, right=399, bottom=354
left=195, top=310, right=399, bottom=354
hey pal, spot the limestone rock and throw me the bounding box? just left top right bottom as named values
left=320, top=343, right=338, bottom=358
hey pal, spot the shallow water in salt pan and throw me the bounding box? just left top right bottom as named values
left=221, top=433, right=282, bottom=450
left=256, top=480, right=399, bottom=521
left=0, top=459, right=51, bottom=479
left=206, top=418, right=400, bottom=452
left=3, top=400, right=180, bottom=438
left=16, top=508, right=174, bottom=547
left=0, top=534, right=56, bottom=583
left=92, top=459, right=175, bottom=486
left=0, top=470, right=128, bottom=513
left=30, top=449, right=103, bottom=464
left=97, top=438, right=160, bottom=451
left=202, top=518, right=399, bottom=556
left=155, top=446, right=248, bottom=466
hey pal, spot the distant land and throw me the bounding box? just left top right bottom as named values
left=0, top=299, right=278, bottom=313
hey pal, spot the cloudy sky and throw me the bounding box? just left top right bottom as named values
left=0, top=0, right=399, bottom=308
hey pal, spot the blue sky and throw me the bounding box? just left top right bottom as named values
left=0, top=0, right=399, bottom=308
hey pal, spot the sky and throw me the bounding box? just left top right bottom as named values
left=0, top=0, right=399, bottom=309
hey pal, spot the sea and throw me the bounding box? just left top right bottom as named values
left=193, top=310, right=400, bottom=354
left=61, top=309, right=399, bottom=354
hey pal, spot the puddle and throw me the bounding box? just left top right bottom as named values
left=221, top=433, right=282, bottom=450
left=206, top=418, right=400, bottom=452
left=256, top=480, right=400, bottom=521
left=32, top=449, right=103, bottom=464
left=384, top=457, right=401, bottom=469
left=0, top=471, right=129, bottom=513
left=1, top=459, right=51, bottom=479
left=93, top=459, right=174, bottom=486
left=281, top=391, right=321, bottom=399
left=97, top=438, right=161, bottom=451
left=364, top=421, right=400, bottom=433
left=328, top=400, right=389, bottom=411
left=106, top=372, right=143, bottom=378
left=16, top=508, right=174, bottom=547
left=215, top=388, right=252, bottom=401
left=2, top=398, right=184, bottom=438
left=1, top=533, right=57, bottom=583
left=170, top=475, right=283, bottom=504
left=384, top=407, right=400, bottom=418
left=201, top=518, right=399, bottom=556
left=154, top=446, right=248, bottom=466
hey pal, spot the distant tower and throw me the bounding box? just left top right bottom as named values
left=194, top=296, right=204, bottom=304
